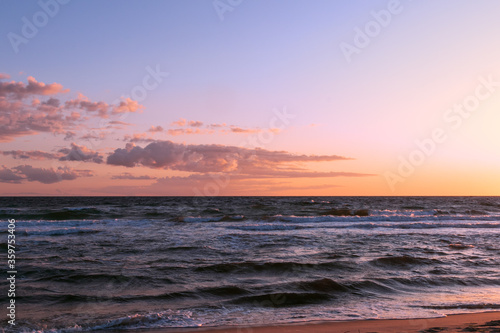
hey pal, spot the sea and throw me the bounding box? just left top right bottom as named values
left=1, top=196, right=500, bottom=332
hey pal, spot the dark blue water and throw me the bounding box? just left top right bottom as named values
left=1, top=196, right=500, bottom=332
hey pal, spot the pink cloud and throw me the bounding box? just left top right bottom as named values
left=0, top=75, right=146, bottom=142
left=148, top=125, right=164, bottom=132
left=167, top=128, right=203, bottom=136
left=108, top=120, right=132, bottom=126
left=64, top=94, right=144, bottom=118
left=171, top=118, right=187, bottom=127
left=65, top=94, right=109, bottom=118
left=111, top=97, right=144, bottom=114
left=208, top=123, right=227, bottom=128
left=229, top=126, right=261, bottom=134
left=123, top=133, right=156, bottom=143
left=164, top=119, right=277, bottom=136
left=0, top=76, right=68, bottom=100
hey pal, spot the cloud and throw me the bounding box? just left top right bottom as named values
left=165, top=119, right=277, bottom=136
left=123, top=133, right=156, bottom=143
left=65, top=94, right=109, bottom=118
left=65, top=94, right=143, bottom=118
left=80, top=132, right=108, bottom=141
left=111, top=172, right=157, bottom=180
left=167, top=128, right=204, bottom=136
left=188, top=120, right=203, bottom=127
left=64, top=131, right=77, bottom=140
left=0, top=165, right=93, bottom=184
left=0, top=95, right=74, bottom=141
left=148, top=125, right=164, bottom=132
left=109, top=120, right=132, bottom=126
left=111, top=98, right=144, bottom=114
left=0, top=76, right=145, bottom=142
left=2, top=143, right=103, bottom=164
left=0, top=166, right=24, bottom=184
left=171, top=118, right=203, bottom=128
left=59, top=143, right=104, bottom=163
left=106, top=140, right=367, bottom=179
left=0, top=73, right=11, bottom=80
left=0, top=76, right=68, bottom=99
left=229, top=126, right=261, bottom=134
left=208, top=123, right=227, bottom=128
left=0, top=127, right=37, bottom=142
left=2, top=150, right=62, bottom=160
left=171, top=118, right=186, bottom=126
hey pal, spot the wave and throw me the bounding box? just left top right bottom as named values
left=226, top=224, right=306, bottom=231
left=319, top=208, right=370, bottom=216
left=24, top=228, right=101, bottom=237
left=198, top=285, right=250, bottom=296
left=194, top=261, right=350, bottom=274
left=40, top=208, right=104, bottom=220
left=232, top=292, right=331, bottom=307
left=369, top=256, right=442, bottom=268
left=23, top=269, right=174, bottom=286
left=290, top=278, right=350, bottom=293
left=18, top=290, right=198, bottom=304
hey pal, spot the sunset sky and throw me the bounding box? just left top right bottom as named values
left=1, top=0, right=500, bottom=196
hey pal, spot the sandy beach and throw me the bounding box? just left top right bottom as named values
left=139, top=312, right=500, bottom=333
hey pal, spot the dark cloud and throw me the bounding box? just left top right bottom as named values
left=2, top=150, right=62, bottom=160
left=106, top=140, right=366, bottom=178
left=0, top=165, right=94, bottom=184
left=13, top=165, right=77, bottom=183
left=0, top=166, right=24, bottom=183
left=2, top=143, right=102, bottom=164
left=59, top=143, right=104, bottom=163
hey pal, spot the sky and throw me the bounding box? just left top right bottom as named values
left=1, top=0, right=500, bottom=196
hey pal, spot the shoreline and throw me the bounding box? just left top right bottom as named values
left=102, top=311, right=500, bottom=333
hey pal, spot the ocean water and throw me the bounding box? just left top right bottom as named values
left=1, top=196, right=500, bottom=332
